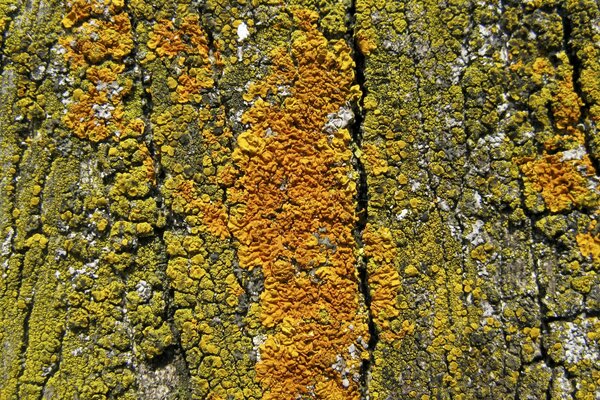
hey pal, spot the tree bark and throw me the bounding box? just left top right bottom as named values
left=1, top=0, right=599, bottom=399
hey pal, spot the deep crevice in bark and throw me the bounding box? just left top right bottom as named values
left=558, top=6, right=600, bottom=175
left=123, top=1, right=192, bottom=391
left=347, top=0, right=376, bottom=397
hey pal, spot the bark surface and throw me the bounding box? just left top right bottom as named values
left=0, top=0, right=599, bottom=399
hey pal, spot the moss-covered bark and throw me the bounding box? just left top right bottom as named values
left=0, top=0, right=599, bottom=399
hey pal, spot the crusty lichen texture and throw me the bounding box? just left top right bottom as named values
left=227, top=10, right=369, bottom=399
left=1, top=0, right=600, bottom=399
left=357, top=0, right=600, bottom=398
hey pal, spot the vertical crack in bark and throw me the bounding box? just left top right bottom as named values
left=558, top=5, right=600, bottom=175
left=347, top=1, right=376, bottom=396
left=122, top=0, right=193, bottom=390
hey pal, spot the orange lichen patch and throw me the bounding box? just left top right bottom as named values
left=217, top=164, right=237, bottom=188
left=531, top=56, right=581, bottom=130
left=86, top=64, right=119, bottom=82
left=172, top=177, right=197, bottom=204
left=256, top=321, right=364, bottom=397
left=199, top=202, right=230, bottom=240
left=138, top=143, right=156, bottom=183
left=166, top=177, right=230, bottom=239
left=551, top=73, right=583, bottom=130
left=62, top=0, right=124, bottom=29
left=577, top=220, right=600, bottom=264
left=173, top=71, right=214, bottom=103
left=62, top=63, right=135, bottom=142
left=519, top=154, right=597, bottom=213
left=528, top=55, right=586, bottom=150
left=60, top=1, right=139, bottom=144
left=60, top=13, right=133, bottom=67
left=147, top=16, right=210, bottom=60
left=146, top=17, right=215, bottom=103
left=64, top=86, right=123, bottom=141
left=531, top=56, right=554, bottom=76
left=362, top=224, right=401, bottom=342
left=228, top=9, right=368, bottom=399
left=125, top=118, right=146, bottom=138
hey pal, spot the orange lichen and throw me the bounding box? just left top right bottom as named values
left=362, top=224, right=401, bottom=342
left=62, top=0, right=124, bottom=28
left=147, top=16, right=210, bottom=59
left=199, top=202, right=230, bottom=240
left=227, top=9, right=367, bottom=399
left=519, top=154, right=597, bottom=213
left=525, top=55, right=587, bottom=151
left=63, top=85, right=123, bottom=141
left=531, top=55, right=582, bottom=132
left=60, top=4, right=141, bottom=143
left=173, top=71, right=214, bottom=103
left=60, top=13, right=133, bottom=67
left=62, top=63, right=142, bottom=142
left=139, top=143, right=156, bottom=183
left=167, top=177, right=230, bottom=239
left=577, top=220, right=600, bottom=264
left=145, top=17, right=214, bottom=102
left=551, top=73, right=583, bottom=131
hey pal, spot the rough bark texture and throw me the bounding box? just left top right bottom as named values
left=1, top=0, right=599, bottom=399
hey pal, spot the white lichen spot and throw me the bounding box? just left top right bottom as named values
left=396, top=209, right=410, bottom=221
left=71, top=347, right=83, bottom=356
left=437, top=197, right=450, bottom=212
left=358, top=336, right=368, bottom=349
left=1, top=227, right=14, bottom=257
left=277, top=85, right=291, bottom=97
left=92, top=103, right=114, bottom=120
left=478, top=131, right=505, bottom=148
left=252, top=334, right=267, bottom=362
left=348, top=343, right=360, bottom=359
left=472, top=190, right=482, bottom=209
left=560, top=146, right=586, bottom=162
left=559, top=321, right=597, bottom=365
left=323, top=106, right=354, bottom=133
left=136, top=280, right=152, bottom=302
left=411, top=180, right=421, bottom=192
left=497, top=94, right=510, bottom=114
left=265, top=127, right=275, bottom=137
left=31, top=65, right=45, bottom=81
left=237, top=22, right=249, bottom=41
left=331, top=354, right=346, bottom=373
left=465, top=219, right=485, bottom=245
left=480, top=300, right=495, bottom=317
left=553, top=367, right=573, bottom=396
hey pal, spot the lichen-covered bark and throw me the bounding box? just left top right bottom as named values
left=0, top=0, right=599, bottom=399
left=358, top=0, right=600, bottom=399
